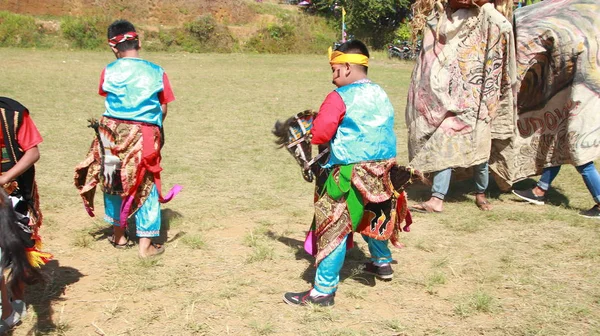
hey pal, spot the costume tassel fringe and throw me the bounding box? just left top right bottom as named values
left=25, top=240, right=53, bottom=268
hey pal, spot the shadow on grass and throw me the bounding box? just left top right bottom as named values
left=21, top=259, right=84, bottom=335
left=268, top=229, right=385, bottom=288
left=88, top=207, right=185, bottom=246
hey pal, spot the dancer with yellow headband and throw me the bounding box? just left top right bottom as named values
left=284, top=40, right=410, bottom=307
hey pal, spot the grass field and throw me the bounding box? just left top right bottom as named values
left=1, top=48, right=600, bottom=335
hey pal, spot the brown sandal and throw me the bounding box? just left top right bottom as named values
left=107, top=235, right=131, bottom=249
left=139, top=243, right=165, bottom=258
left=475, top=199, right=492, bottom=211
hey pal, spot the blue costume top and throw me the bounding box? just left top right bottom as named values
left=102, top=58, right=165, bottom=127
left=326, top=80, right=397, bottom=167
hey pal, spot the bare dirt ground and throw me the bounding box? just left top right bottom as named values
left=1, top=49, right=599, bottom=336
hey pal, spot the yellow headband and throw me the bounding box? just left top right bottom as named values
left=328, top=46, right=369, bottom=67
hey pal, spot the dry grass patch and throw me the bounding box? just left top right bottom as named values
left=2, top=49, right=600, bottom=335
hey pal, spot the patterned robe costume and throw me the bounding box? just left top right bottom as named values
left=491, top=0, right=600, bottom=183
left=406, top=3, right=518, bottom=179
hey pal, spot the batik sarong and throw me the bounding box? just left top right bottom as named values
left=406, top=3, right=518, bottom=177
left=312, top=159, right=411, bottom=265
left=74, top=117, right=181, bottom=227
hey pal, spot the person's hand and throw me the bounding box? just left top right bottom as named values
left=0, top=175, right=9, bottom=186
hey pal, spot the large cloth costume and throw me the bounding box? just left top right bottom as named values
left=309, top=80, right=411, bottom=267
left=491, top=0, right=600, bottom=183
left=406, top=3, right=518, bottom=177
left=74, top=57, right=180, bottom=235
left=0, top=97, right=52, bottom=267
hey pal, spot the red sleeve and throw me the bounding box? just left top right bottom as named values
left=98, top=68, right=107, bottom=97
left=158, top=72, right=175, bottom=105
left=17, top=112, right=43, bottom=151
left=311, top=91, right=346, bottom=145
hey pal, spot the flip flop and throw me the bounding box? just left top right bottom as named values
left=0, top=310, right=20, bottom=334
left=107, top=235, right=131, bottom=249
left=11, top=300, right=26, bottom=320
left=140, top=243, right=165, bottom=258
left=410, top=202, right=442, bottom=213
left=0, top=319, right=12, bottom=333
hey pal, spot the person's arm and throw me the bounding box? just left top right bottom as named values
left=158, top=72, right=175, bottom=121
left=0, top=147, right=39, bottom=185
left=98, top=68, right=107, bottom=97
left=311, top=91, right=346, bottom=145
left=162, top=103, right=168, bottom=121
left=0, top=112, right=43, bottom=185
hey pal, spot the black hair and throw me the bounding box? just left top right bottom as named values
left=0, top=189, right=42, bottom=294
left=107, top=19, right=140, bottom=52
left=335, top=40, right=369, bottom=74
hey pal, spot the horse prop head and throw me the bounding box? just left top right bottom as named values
left=272, top=110, right=329, bottom=183
left=273, top=110, right=423, bottom=189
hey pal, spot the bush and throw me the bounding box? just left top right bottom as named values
left=394, top=21, right=412, bottom=42
left=140, top=29, right=171, bottom=52
left=177, top=15, right=237, bottom=53
left=0, top=11, right=41, bottom=47
left=245, top=14, right=335, bottom=54
left=61, top=16, right=108, bottom=50
left=245, top=22, right=296, bottom=53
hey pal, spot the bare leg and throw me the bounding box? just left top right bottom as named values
left=12, top=281, right=24, bottom=301
left=138, top=238, right=163, bottom=258
left=0, top=277, right=13, bottom=320
left=475, top=193, right=492, bottom=211
left=111, top=225, right=128, bottom=245
left=532, top=186, right=546, bottom=197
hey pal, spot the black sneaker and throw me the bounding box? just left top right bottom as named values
left=512, top=189, right=545, bottom=205
left=579, top=205, right=600, bottom=219
left=283, top=289, right=335, bottom=307
left=363, top=262, right=394, bottom=280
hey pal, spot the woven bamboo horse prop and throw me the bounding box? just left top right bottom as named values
left=272, top=109, right=421, bottom=191
left=273, top=110, right=423, bottom=254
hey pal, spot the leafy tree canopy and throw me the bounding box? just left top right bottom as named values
left=310, top=0, right=411, bottom=49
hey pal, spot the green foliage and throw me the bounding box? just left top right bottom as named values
left=245, top=22, right=297, bottom=53
left=310, top=0, right=411, bottom=49
left=143, top=15, right=237, bottom=53
left=61, top=16, right=107, bottom=49
left=0, top=11, right=41, bottom=47
left=0, top=5, right=337, bottom=54
left=394, top=21, right=411, bottom=42
left=180, top=15, right=237, bottom=52
left=245, top=15, right=335, bottom=54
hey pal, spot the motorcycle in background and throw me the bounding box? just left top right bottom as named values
left=387, top=40, right=421, bottom=60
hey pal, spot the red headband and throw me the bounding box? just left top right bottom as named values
left=108, top=31, right=138, bottom=47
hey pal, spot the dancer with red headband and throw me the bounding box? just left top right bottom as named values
left=75, top=19, right=181, bottom=258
